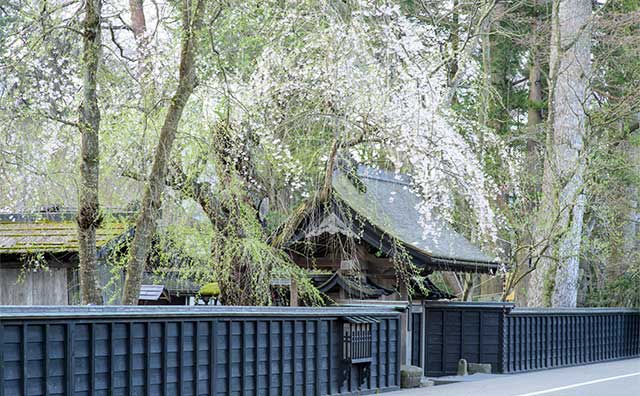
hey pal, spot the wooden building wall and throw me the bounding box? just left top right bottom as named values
left=0, top=268, right=68, bottom=305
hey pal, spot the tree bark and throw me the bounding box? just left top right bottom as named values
left=76, top=0, right=103, bottom=305
left=528, top=0, right=592, bottom=307
left=479, top=10, right=491, bottom=136
left=129, top=0, right=147, bottom=40
left=485, top=2, right=509, bottom=135
left=129, top=0, right=148, bottom=81
left=441, top=272, right=464, bottom=297
left=526, top=2, right=544, bottom=179
left=620, top=117, right=640, bottom=274
left=517, top=3, right=545, bottom=305
left=526, top=50, right=543, bottom=177
left=448, top=0, right=460, bottom=105
left=129, top=0, right=154, bottom=104
left=446, top=1, right=498, bottom=105
left=461, top=274, right=474, bottom=301
left=121, top=0, right=205, bottom=305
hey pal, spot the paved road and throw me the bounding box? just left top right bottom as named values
left=388, top=358, right=640, bottom=396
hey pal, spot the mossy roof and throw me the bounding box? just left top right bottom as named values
left=0, top=213, right=126, bottom=254
left=330, top=165, right=501, bottom=273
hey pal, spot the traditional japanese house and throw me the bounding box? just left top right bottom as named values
left=0, top=211, right=125, bottom=305
left=284, top=165, right=503, bottom=364
left=0, top=211, right=199, bottom=306
left=286, top=165, right=502, bottom=301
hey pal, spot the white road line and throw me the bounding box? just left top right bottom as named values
left=512, top=372, right=640, bottom=396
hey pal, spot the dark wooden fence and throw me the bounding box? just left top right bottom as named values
left=420, top=302, right=640, bottom=376
left=422, top=302, right=507, bottom=376
left=410, top=311, right=422, bottom=368
left=503, top=308, right=640, bottom=373
left=0, top=306, right=401, bottom=396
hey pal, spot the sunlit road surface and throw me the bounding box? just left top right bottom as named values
left=388, top=358, right=640, bottom=396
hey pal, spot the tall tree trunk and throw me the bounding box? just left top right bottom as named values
left=526, top=53, right=543, bottom=174
left=448, top=0, right=460, bottom=105
left=121, top=0, right=205, bottom=305
left=526, top=2, right=544, bottom=178
left=517, top=6, right=545, bottom=305
left=76, top=0, right=103, bottom=305
left=620, top=118, right=640, bottom=274
left=479, top=12, right=491, bottom=138
left=129, top=0, right=154, bottom=105
left=485, top=2, right=509, bottom=135
left=528, top=0, right=592, bottom=307
left=446, top=1, right=498, bottom=104
left=129, top=0, right=147, bottom=44
left=128, top=0, right=155, bottom=177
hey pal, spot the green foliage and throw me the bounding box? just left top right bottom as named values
left=586, top=264, right=640, bottom=308
left=3, top=0, right=640, bottom=307
left=199, top=282, right=220, bottom=297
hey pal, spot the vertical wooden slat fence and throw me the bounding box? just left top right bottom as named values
left=0, top=306, right=401, bottom=396
left=422, top=302, right=507, bottom=376
left=420, top=302, right=640, bottom=376
left=410, top=312, right=421, bottom=367
left=503, top=308, right=640, bottom=373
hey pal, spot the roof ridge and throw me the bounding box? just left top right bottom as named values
left=0, top=211, right=135, bottom=223
left=355, top=164, right=413, bottom=187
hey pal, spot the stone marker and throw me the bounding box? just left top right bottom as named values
left=468, top=363, right=492, bottom=374
left=400, top=365, right=424, bottom=388
left=420, top=377, right=435, bottom=387
left=457, top=358, right=468, bottom=376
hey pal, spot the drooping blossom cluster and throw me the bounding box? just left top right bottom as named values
left=231, top=1, right=499, bottom=244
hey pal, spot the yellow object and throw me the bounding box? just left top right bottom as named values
left=199, top=282, right=221, bottom=297
left=505, top=291, right=515, bottom=302
left=503, top=273, right=515, bottom=302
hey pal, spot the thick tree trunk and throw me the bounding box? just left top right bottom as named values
left=76, top=0, right=103, bottom=305
left=121, top=0, right=205, bottom=305
left=129, top=0, right=154, bottom=104
left=528, top=0, right=592, bottom=308
left=526, top=11, right=544, bottom=177
left=517, top=6, right=545, bottom=305
left=525, top=50, right=543, bottom=184
left=129, top=0, right=146, bottom=40
left=620, top=120, right=640, bottom=273
left=486, top=2, right=509, bottom=135
left=129, top=0, right=148, bottom=81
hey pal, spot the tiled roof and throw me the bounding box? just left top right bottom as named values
left=0, top=212, right=127, bottom=254
left=331, top=165, right=501, bottom=271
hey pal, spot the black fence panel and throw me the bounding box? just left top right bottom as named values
left=423, top=302, right=508, bottom=376
left=422, top=302, right=640, bottom=377
left=0, top=306, right=401, bottom=396
left=503, top=308, right=640, bottom=373
left=410, top=312, right=421, bottom=367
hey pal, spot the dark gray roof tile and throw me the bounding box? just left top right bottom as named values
left=332, top=165, right=499, bottom=267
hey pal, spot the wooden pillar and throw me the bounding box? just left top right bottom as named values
left=290, top=279, right=298, bottom=307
